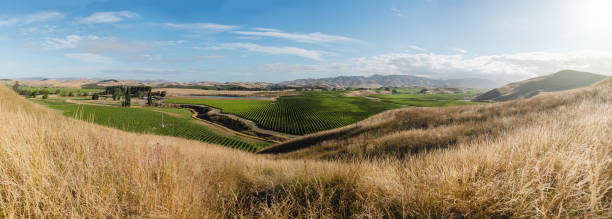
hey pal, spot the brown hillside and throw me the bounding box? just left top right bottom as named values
left=475, top=70, right=606, bottom=102
left=1, top=78, right=611, bottom=217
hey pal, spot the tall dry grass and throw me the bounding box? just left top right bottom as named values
left=0, top=79, right=611, bottom=217
left=262, top=78, right=612, bottom=160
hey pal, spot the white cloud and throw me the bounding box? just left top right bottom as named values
left=408, top=45, right=426, bottom=51
left=452, top=48, right=468, bottom=54
left=250, top=51, right=612, bottom=83
left=0, top=11, right=64, bottom=27
left=232, top=30, right=358, bottom=44
left=75, top=11, right=139, bottom=24
left=23, top=11, right=65, bottom=24
left=64, top=53, right=112, bottom=63
left=167, top=22, right=238, bottom=33
left=208, top=43, right=325, bottom=61
left=390, top=7, right=404, bottom=17
left=0, top=18, right=19, bottom=27
left=42, top=35, right=100, bottom=50
left=251, top=27, right=281, bottom=32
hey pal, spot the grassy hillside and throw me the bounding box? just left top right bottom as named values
left=475, top=70, right=606, bottom=101
left=0, top=78, right=611, bottom=217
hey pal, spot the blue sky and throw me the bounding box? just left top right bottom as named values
left=1, top=0, right=611, bottom=83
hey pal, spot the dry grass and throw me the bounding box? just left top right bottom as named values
left=0, top=79, right=611, bottom=217
left=262, top=78, right=611, bottom=160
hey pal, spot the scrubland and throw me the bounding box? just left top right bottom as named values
left=0, top=79, right=610, bottom=217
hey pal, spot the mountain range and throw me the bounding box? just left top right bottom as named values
left=278, top=75, right=499, bottom=89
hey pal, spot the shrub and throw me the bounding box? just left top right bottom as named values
left=92, top=93, right=100, bottom=100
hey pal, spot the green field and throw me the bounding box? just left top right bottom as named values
left=166, top=95, right=401, bottom=135
left=39, top=100, right=265, bottom=152
left=371, top=93, right=481, bottom=107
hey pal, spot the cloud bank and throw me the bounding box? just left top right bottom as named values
left=253, top=51, right=612, bottom=83
left=233, top=28, right=357, bottom=44
left=75, top=11, right=139, bottom=24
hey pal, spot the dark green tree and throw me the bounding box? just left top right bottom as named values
left=113, top=88, right=122, bottom=100
left=122, top=87, right=131, bottom=107
left=30, top=90, right=38, bottom=98
left=392, top=89, right=398, bottom=94
left=147, top=91, right=153, bottom=106
left=92, top=93, right=100, bottom=100
left=42, top=94, right=48, bottom=99
left=12, top=81, right=20, bottom=92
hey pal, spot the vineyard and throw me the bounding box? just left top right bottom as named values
left=166, top=95, right=400, bottom=135
left=40, top=100, right=264, bottom=152
left=371, top=93, right=482, bottom=107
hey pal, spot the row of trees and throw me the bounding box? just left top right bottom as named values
left=12, top=82, right=162, bottom=108
left=12, top=82, right=91, bottom=98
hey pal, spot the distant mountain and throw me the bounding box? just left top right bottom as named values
left=278, top=74, right=498, bottom=89
left=3, top=74, right=498, bottom=90
left=475, top=70, right=608, bottom=102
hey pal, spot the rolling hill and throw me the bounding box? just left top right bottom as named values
left=474, top=70, right=607, bottom=102
left=0, top=77, right=611, bottom=217
left=279, top=74, right=499, bottom=89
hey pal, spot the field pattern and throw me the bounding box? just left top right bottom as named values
left=42, top=101, right=262, bottom=151
left=371, top=93, right=481, bottom=107
left=18, top=86, right=104, bottom=94
left=167, top=95, right=400, bottom=135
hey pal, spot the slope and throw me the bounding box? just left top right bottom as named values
left=475, top=70, right=607, bottom=102
left=260, top=76, right=611, bottom=160
left=1, top=78, right=611, bottom=217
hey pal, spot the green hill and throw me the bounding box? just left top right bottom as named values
left=474, top=70, right=607, bottom=102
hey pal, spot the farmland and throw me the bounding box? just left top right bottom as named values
left=166, top=93, right=401, bottom=135
left=17, top=86, right=104, bottom=95
left=39, top=99, right=265, bottom=152
left=371, top=93, right=482, bottom=107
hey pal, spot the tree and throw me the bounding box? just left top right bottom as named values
left=392, top=89, right=398, bottom=94
left=42, top=94, right=49, bottom=99
left=112, top=87, right=122, bottom=101
left=68, top=92, right=74, bottom=97
left=12, top=81, right=20, bottom=92
left=92, top=93, right=100, bottom=100
left=160, top=91, right=167, bottom=97
left=419, top=88, right=428, bottom=94
left=30, top=90, right=39, bottom=98
left=122, top=87, right=131, bottom=107
left=55, top=89, right=61, bottom=95
left=147, top=91, right=153, bottom=106
left=82, top=92, right=88, bottom=97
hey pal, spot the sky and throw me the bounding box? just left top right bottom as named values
left=0, top=0, right=611, bottom=83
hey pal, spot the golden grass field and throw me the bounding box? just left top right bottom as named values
left=0, top=78, right=610, bottom=217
